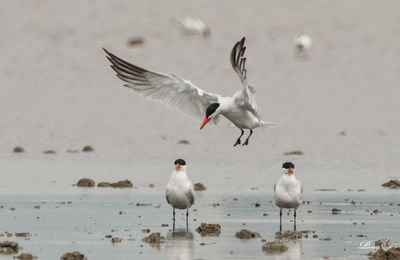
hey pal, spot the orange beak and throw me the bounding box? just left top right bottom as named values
left=175, top=164, right=181, bottom=170
left=200, top=117, right=210, bottom=130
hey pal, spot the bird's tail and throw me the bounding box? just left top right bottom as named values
left=260, top=120, right=284, bottom=128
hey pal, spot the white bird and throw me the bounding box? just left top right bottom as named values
left=104, top=37, right=275, bottom=146
left=165, top=159, right=195, bottom=231
left=294, top=33, right=312, bottom=55
left=174, top=17, right=210, bottom=36
left=274, top=162, right=303, bottom=232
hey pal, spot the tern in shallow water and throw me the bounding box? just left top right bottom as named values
left=165, top=159, right=195, bottom=231
left=274, top=162, right=303, bottom=232
left=104, top=37, right=276, bottom=146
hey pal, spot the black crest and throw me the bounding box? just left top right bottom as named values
left=282, top=162, right=295, bottom=169
left=205, top=103, right=220, bottom=118
left=174, top=159, right=186, bottom=166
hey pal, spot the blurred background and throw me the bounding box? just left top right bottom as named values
left=0, top=0, right=400, bottom=194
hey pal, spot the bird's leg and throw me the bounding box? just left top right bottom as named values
left=186, top=209, right=189, bottom=231
left=294, top=209, right=297, bottom=231
left=242, top=129, right=253, bottom=146
left=280, top=208, right=282, bottom=233
left=234, top=129, right=245, bottom=146
left=173, top=208, right=176, bottom=231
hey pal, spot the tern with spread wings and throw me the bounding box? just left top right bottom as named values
left=104, top=37, right=274, bottom=146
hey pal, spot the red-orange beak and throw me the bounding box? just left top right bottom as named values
left=200, top=117, right=210, bottom=130
left=175, top=164, right=181, bottom=170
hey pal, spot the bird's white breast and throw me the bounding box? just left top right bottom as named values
left=166, top=171, right=194, bottom=210
left=274, top=174, right=302, bottom=209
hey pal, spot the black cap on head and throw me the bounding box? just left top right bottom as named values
left=282, top=162, right=295, bottom=169
left=174, top=159, right=186, bottom=166
left=205, top=103, right=220, bottom=118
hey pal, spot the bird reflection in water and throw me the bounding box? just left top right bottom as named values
left=165, top=229, right=194, bottom=260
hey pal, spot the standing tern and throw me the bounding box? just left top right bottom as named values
left=104, top=37, right=275, bottom=146
left=274, top=162, right=303, bottom=232
left=165, top=159, right=195, bottom=231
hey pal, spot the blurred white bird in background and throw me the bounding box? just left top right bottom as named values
left=294, top=33, right=312, bottom=58
left=174, top=17, right=211, bottom=36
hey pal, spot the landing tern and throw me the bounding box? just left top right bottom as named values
left=104, top=37, right=274, bottom=146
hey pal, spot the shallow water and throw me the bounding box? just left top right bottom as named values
left=0, top=191, right=398, bottom=259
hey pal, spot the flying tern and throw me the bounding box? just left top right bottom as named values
left=104, top=37, right=274, bottom=146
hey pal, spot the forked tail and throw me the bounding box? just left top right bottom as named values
left=260, top=120, right=284, bottom=128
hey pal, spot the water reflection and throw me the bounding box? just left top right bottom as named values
left=165, top=229, right=194, bottom=260
left=276, top=240, right=302, bottom=260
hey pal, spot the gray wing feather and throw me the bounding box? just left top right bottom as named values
left=104, top=49, right=220, bottom=121
left=187, top=188, right=195, bottom=205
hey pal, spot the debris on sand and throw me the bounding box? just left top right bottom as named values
left=76, top=178, right=95, bottom=187
left=14, top=253, right=37, bottom=260
left=315, top=188, right=337, bottom=191
left=235, top=229, right=260, bottom=239
left=111, top=237, right=122, bottom=243
left=13, top=147, right=25, bottom=153
left=98, top=180, right=133, bottom=188
left=332, top=208, right=342, bottom=214
left=142, top=233, right=165, bottom=244
left=196, top=223, right=221, bottom=236
left=369, top=239, right=400, bottom=259
left=66, top=149, right=79, bottom=153
left=97, top=182, right=110, bottom=187
left=60, top=251, right=86, bottom=260
left=194, top=183, right=206, bottom=191
left=262, top=240, right=288, bottom=254
left=284, top=150, right=304, bottom=156
left=14, top=233, right=31, bottom=238
left=276, top=231, right=303, bottom=240
left=177, top=139, right=190, bottom=145
left=82, top=145, right=94, bottom=152
left=42, top=150, right=56, bottom=154
left=382, top=179, right=400, bottom=189
left=0, top=241, right=19, bottom=254
left=127, top=36, right=145, bottom=47
left=319, top=237, right=332, bottom=241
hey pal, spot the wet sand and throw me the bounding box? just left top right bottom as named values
left=0, top=191, right=399, bottom=259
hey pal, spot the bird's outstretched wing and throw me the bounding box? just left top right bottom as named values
left=230, top=37, right=261, bottom=119
left=104, top=49, right=220, bottom=121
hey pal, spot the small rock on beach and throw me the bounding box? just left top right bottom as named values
left=196, top=223, right=221, bottom=236
left=0, top=241, right=19, bottom=254
left=194, top=183, right=206, bottom=191
left=13, top=147, right=25, bottom=153
left=14, top=253, right=37, bottom=260
left=76, top=178, right=95, bottom=187
left=142, top=233, right=165, bottom=244
left=235, top=229, right=260, bottom=239
left=382, top=179, right=400, bottom=189
left=60, top=251, right=86, bottom=260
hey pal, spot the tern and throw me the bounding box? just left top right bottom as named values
left=274, top=162, right=303, bottom=232
left=104, top=37, right=275, bottom=146
left=165, top=159, right=195, bottom=231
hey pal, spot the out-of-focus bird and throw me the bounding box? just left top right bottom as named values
left=274, top=162, right=303, bottom=232
left=165, top=159, right=195, bottom=231
left=174, top=17, right=210, bottom=36
left=294, top=33, right=312, bottom=56
left=104, top=37, right=276, bottom=146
